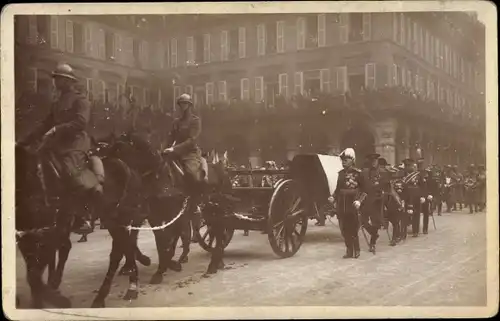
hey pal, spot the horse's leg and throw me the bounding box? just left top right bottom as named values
left=119, top=229, right=147, bottom=276
left=178, top=217, right=191, bottom=264
left=91, top=226, right=124, bottom=308
left=150, top=229, right=168, bottom=284
left=206, top=222, right=224, bottom=274
left=191, top=213, right=201, bottom=243
left=123, top=230, right=139, bottom=301
left=47, top=232, right=72, bottom=290
left=133, top=229, right=151, bottom=267
left=166, top=230, right=182, bottom=271
left=20, top=239, right=45, bottom=308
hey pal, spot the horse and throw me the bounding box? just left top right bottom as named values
left=15, top=143, right=79, bottom=308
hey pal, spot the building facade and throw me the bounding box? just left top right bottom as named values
left=14, top=13, right=486, bottom=168
left=162, top=12, right=486, bottom=168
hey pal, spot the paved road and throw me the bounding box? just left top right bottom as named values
left=16, top=209, right=487, bottom=308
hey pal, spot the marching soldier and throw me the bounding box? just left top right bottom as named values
left=442, top=165, right=456, bottom=213
left=417, top=158, right=433, bottom=234
left=401, top=158, right=426, bottom=238
left=380, top=159, right=405, bottom=246
left=329, top=148, right=367, bottom=259
left=451, top=165, right=464, bottom=211
left=476, top=164, right=486, bottom=211
left=18, top=63, right=103, bottom=234
left=463, top=164, right=479, bottom=214
left=360, top=153, right=389, bottom=253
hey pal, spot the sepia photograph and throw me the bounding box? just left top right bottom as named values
left=1, top=1, right=498, bottom=319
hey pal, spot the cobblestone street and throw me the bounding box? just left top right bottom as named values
left=15, top=209, right=488, bottom=309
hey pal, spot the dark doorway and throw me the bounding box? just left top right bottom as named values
left=340, top=126, right=375, bottom=168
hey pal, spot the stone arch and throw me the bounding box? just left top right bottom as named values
left=340, top=125, right=376, bottom=166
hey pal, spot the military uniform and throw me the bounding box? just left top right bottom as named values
left=384, top=166, right=405, bottom=246
left=417, top=159, right=432, bottom=234
left=476, top=165, right=486, bottom=211
left=360, top=153, right=390, bottom=252
left=451, top=166, right=464, bottom=211
left=442, top=165, right=456, bottom=213
left=166, top=111, right=203, bottom=193
left=401, top=159, right=426, bottom=237
left=334, top=166, right=366, bottom=258
left=463, top=164, right=479, bottom=214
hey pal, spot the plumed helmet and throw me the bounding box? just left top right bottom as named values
left=51, top=63, right=78, bottom=81
left=340, top=148, right=356, bottom=160
left=177, top=93, right=193, bottom=105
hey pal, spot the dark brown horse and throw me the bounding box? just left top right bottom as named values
left=15, top=143, right=81, bottom=308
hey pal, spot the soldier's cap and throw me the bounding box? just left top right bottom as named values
left=378, top=158, right=388, bottom=166
left=403, top=158, right=416, bottom=165
left=366, top=153, right=381, bottom=160
left=417, top=157, right=425, bottom=163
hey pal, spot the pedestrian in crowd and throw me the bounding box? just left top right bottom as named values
left=451, top=165, right=464, bottom=211
left=401, top=158, right=426, bottom=238
left=476, top=164, right=486, bottom=211
left=417, top=158, right=433, bottom=235
left=464, top=164, right=479, bottom=214
left=330, top=148, right=366, bottom=259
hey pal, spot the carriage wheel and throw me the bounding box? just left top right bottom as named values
left=196, top=218, right=235, bottom=253
left=267, top=179, right=308, bottom=258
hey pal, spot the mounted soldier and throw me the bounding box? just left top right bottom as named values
left=162, top=93, right=203, bottom=242
left=330, top=148, right=367, bottom=259
left=17, top=63, right=104, bottom=234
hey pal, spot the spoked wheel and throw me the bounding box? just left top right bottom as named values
left=196, top=218, right=235, bottom=253
left=268, top=179, right=308, bottom=258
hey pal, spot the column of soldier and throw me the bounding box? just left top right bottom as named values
left=331, top=147, right=486, bottom=259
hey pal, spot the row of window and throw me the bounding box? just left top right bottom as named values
left=26, top=16, right=165, bottom=70
left=392, top=13, right=479, bottom=89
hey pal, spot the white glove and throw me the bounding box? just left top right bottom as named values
left=427, top=195, right=433, bottom=201
left=353, top=200, right=361, bottom=209
left=163, top=147, right=174, bottom=154
left=43, top=127, right=56, bottom=137
left=420, top=197, right=425, bottom=204
left=328, top=196, right=334, bottom=204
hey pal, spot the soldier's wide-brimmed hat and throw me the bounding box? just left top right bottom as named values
left=378, top=157, right=388, bottom=166
left=366, top=153, right=381, bottom=160
left=51, top=63, right=78, bottom=81
left=403, top=158, right=416, bottom=166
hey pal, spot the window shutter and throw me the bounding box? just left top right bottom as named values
left=296, top=18, right=306, bottom=50
left=241, top=78, right=250, bottom=100
left=362, top=13, right=371, bottom=41
left=277, top=21, right=285, bottom=53
left=50, top=16, right=59, bottom=49
left=401, top=66, right=406, bottom=87
left=320, top=69, right=330, bottom=92
left=278, top=73, right=288, bottom=97
left=65, top=20, right=74, bottom=53
left=187, top=36, right=195, bottom=64
left=218, top=81, right=227, bottom=101
left=238, top=27, right=246, bottom=58
left=294, top=71, right=304, bottom=95
left=392, top=13, right=399, bottom=43
left=203, top=34, right=211, bottom=63
left=318, top=14, right=326, bottom=47
left=365, top=63, right=376, bottom=89
left=171, top=38, right=178, bottom=67
left=98, top=28, right=105, bottom=60
left=257, top=24, right=266, bottom=56
left=339, top=13, right=348, bottom=44
left=254, top=77, right=264, bottom=102
left=391, top=64, right=399, bottom=86
left=205, top=82, right=214, bottom=105
left=412, top=22, right=418, bottom=54
left=400, top=13, right=405, bottom=46
left=220, top=31, right=229, bottom=61
left=336, top=66, right=347, bottom=93
left=27, top=16, right=38, bottom=45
